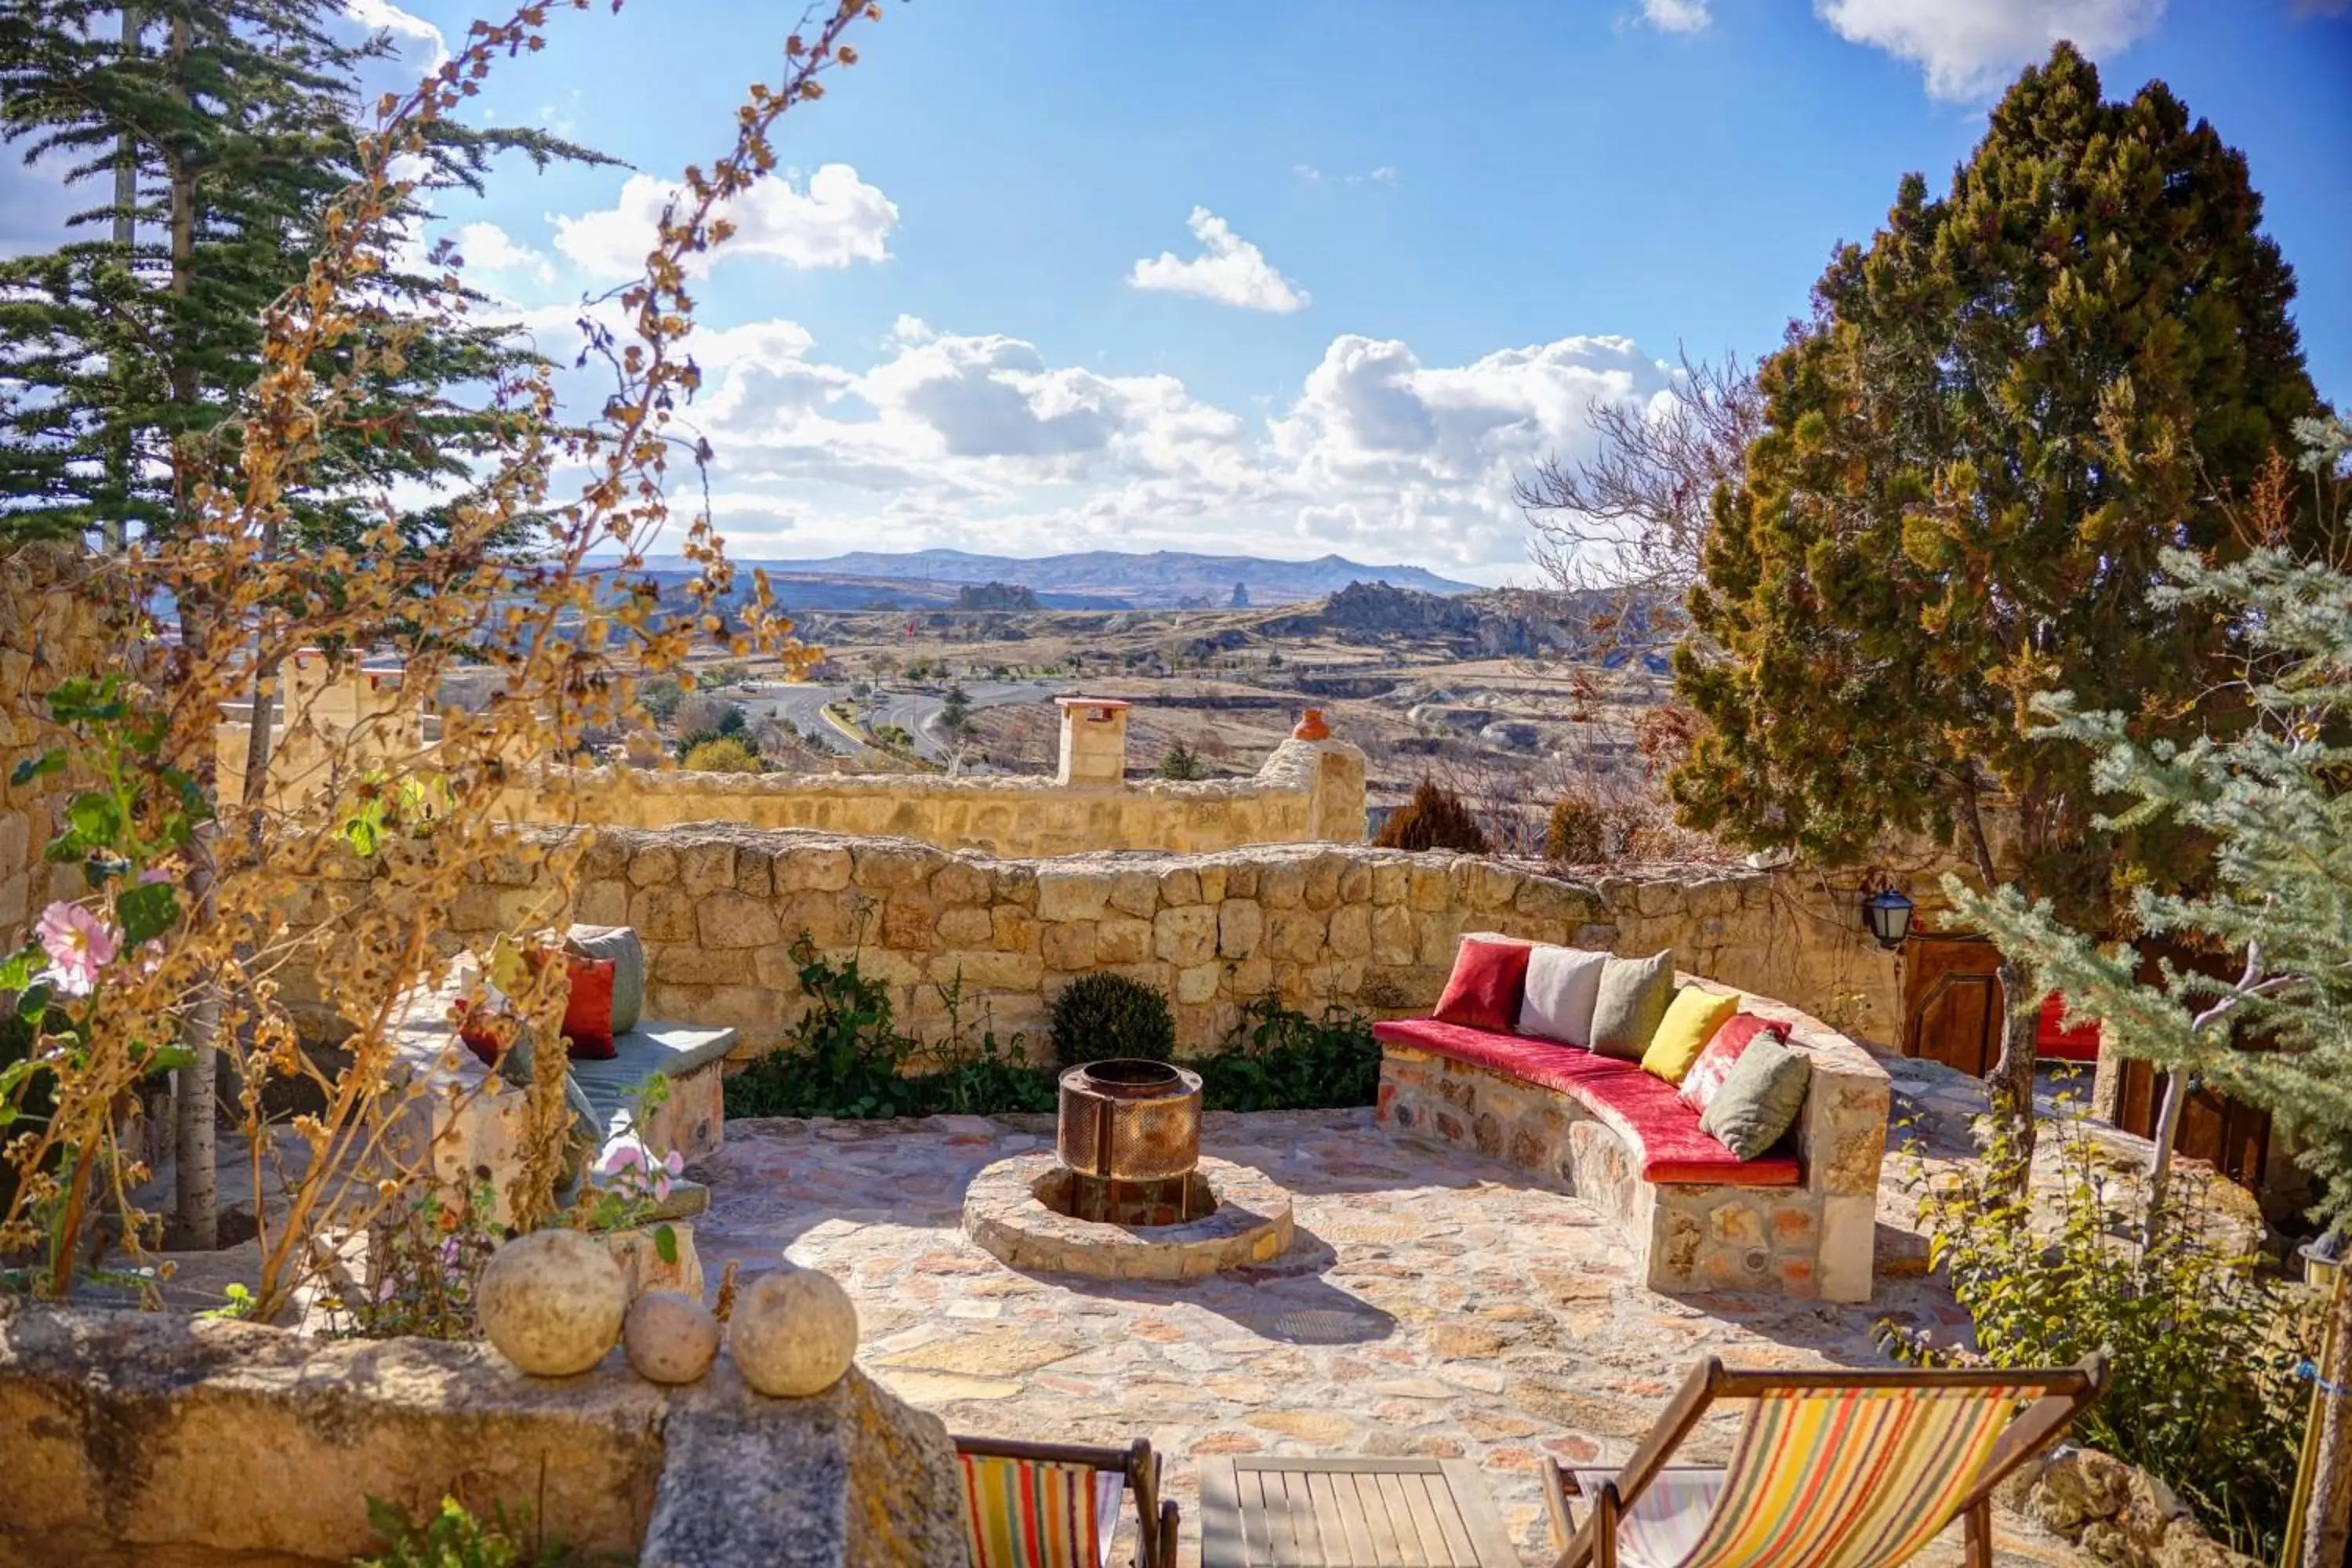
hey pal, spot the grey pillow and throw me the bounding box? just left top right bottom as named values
left=1699, top=1035, right=1813, bottom=1159
left=566, top=924, right=644, bottom=1035
left=1588, top=950, right=1675, bottom=1060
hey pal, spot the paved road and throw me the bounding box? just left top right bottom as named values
left=748, top=679, right=1062, bottom=762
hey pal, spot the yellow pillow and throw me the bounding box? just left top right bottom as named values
left=1642, top=985, right=1738, bottom=1085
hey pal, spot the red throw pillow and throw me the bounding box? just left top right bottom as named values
left=1433, top=938, right=1533, bottom=1033
left=1678, top=1013, right=1787, bottom=1115
left=561, top=954, right=619, bottom=1059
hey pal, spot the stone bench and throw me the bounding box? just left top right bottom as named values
left=384, top=980, right=736, bottom=1225
left=1373, top=971, right=1887, bottom=1302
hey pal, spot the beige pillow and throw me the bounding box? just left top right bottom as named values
left=1589, top=950, right=1675, bottom=1060
left=1699, top=1035, right=1813, bottom=1159
left=1516, top=946, right=1609, bottom=1045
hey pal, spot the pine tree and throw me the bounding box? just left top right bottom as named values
left=1670, top=43, right=2324, bottom=1152
left=0, top=0, right=612, bottom=549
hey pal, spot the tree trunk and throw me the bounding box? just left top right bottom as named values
left=103, top=3, right=139, bottom=553
left=2300, top=1267, right=2352, bottom=1568
left=162, top=8, right=220, bottom=1252
left=1958, top=771, right=2038, bottom=1195
left=172, top=830, right=218, bottom=1251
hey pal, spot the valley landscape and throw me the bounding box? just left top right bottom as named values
left=649, top=548, right=1687, bottom=857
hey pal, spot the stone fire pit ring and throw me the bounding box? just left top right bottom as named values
left=962, top=1152, right=1294, bottom=1280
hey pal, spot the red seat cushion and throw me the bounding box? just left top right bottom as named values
left=1432, top=938, right=1533, bottom=1033
left=1374, top=1017, right=1802, bottom=1187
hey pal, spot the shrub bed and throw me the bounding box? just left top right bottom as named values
left=723, top=938, right=1380, bottom=1120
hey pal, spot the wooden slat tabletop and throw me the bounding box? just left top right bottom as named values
left=1200, top=1456, right=1519, bottom=1567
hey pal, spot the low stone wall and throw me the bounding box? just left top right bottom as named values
left=0, top=1305, right=967, bottom=1568
left=343, top=826, right=1905, bottom=1062
left=1376, top=975, right=1889, bottom=1302
left=498, top=734, right=1369, bottom=858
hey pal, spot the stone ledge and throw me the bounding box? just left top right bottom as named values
left=0, top=1305, right=964, bottom=1568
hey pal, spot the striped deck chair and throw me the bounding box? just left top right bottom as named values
left=955, top=1434, right=1181, bottom=1568
left=1543, top=1356, right=2107, bottom=1568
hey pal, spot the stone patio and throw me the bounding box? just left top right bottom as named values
left=696, top=1098, right=2102, bottom=1568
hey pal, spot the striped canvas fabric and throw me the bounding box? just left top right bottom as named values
left=1657, top=1385, right=2025, bottom=1568
left=959, top=1453, right=1124, bottom=1568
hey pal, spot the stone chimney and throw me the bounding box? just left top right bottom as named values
left=1054, top=697, right=1133, bottom=787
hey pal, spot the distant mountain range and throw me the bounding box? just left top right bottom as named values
left=629, top=548, right=1480, bottom=610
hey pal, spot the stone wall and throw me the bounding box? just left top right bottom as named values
left=358, top=825, right=1907, bottom=1061
left=0, top=1304, right=967, bottom=1568
left=495, top=734, right=1369, bottom=858
left=0, top=545, right=129, bottom=951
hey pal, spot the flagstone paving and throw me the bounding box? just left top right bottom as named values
left=696, top=1099, right=2102, bottom=1568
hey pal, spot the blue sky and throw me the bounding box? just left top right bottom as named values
left=13, top=0, right=2352, bottom=581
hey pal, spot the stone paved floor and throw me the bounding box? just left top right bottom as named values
left=697, top=1104, right=2098, bottom=1568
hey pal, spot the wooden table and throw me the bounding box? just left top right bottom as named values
left=1199, top=1456, right=1521, bottom=1567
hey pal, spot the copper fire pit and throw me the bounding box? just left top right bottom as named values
left=1057, top=1058, right=1203, bottom=1225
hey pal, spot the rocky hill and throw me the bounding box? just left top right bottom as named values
left=677, top=549, right=1479, bottom=608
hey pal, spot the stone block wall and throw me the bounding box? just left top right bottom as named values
left=494, top=734, right=1370, bottom=859
left=0, top=545, right=130, bottom=949
left=346, top=825, right=1907, bottom=1062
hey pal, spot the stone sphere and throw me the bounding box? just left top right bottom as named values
left=477, top=1228, right=626, bottom=1377
left=623, top=1290, right=720, bottom=1385
left=728, top=1266, right=858, bottom=1398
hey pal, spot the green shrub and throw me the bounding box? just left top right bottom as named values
left=1544, top=795, right=1610, bottom=862
left=723, top=939, right=1056, bottom=1120
left=724, top=938, right=919, bottom=1118
left=1196, top=993, right=1379, bottom=1112
left=1048, top=971, right=1176, bottom=1069
left=679, top=736, right=761, bottom=772
left=354, top=1496, right=566, bottom=1567
left=1374, top=776, right=1490, bottom=855
left=1156, top=739, right=1207, bottom=780
left=1880, top=1107, right=2312, bottom=1558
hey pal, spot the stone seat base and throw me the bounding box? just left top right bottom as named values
left=572, top=1022, right=738, bottom=1164
left=1371, top=983, right=1886, bottom=1305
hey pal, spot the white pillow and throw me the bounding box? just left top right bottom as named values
left=1516, top=945, right=1608, bottom=1046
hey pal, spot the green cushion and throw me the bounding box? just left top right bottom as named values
left=1698, top=1034, right=1813, bottom=1160
left=1588, top=950, right=1675, bottom=1060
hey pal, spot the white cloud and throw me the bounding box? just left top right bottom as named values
left=550, top=164, right=898, bottom=280
left=1294, top=164, right=1398, bottom=187
left=1127, top=208, right=1311, bottom=314
left=1642, top=0, right=1713, bottom=33
left=451, top=221, right=554, bottom=286
left=1293, top=163, right=1326, bottom=184
left=656, top=313, right=1671, bottom=579
left=1816, top=0, right=2165, bottom=99
left=345, top=0, right=449, bottom=73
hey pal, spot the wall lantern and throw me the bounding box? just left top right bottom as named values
left=1860, top=884, right=1915, bottom=952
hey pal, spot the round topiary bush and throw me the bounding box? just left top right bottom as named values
left=1049, top=972, right=1176, bottom=1069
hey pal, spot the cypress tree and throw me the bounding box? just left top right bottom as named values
left=1670, top=44, right=2325, bottom=1150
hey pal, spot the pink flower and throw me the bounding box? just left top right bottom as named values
left=35, top=902, right=119, bottom=996
left=137, top=866, right=173, bottom=885
left=597, top=1143, right=645, bottom=1177
left=662, top=1150, right=685, bottom=1177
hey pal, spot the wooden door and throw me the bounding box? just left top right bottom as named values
left=1901, top=932, right=2003, bottom=1077
left=2106, top=939, right=2274, bottom=1191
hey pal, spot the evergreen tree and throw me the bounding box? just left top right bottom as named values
left=1947, top=423, right=2352, bottom=1564
left=1670, top=44, right=2324, bottom=1147
left=0, top=0, right=612, bottom=548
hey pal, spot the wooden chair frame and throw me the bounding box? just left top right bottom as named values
left=1541, top=1356, right=2108, bottom=1568
left=953, top=1433, right=1181, bottom=1568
